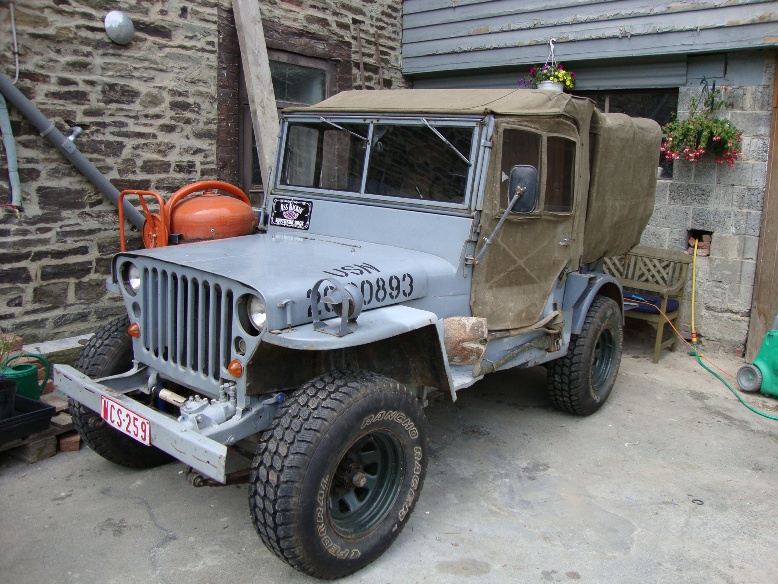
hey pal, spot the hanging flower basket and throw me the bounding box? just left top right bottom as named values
left=661, top=86, right=742, bottom=166
left=518, top=39, right=576, bottom=91
left=520, top=63, right=575, bottom=91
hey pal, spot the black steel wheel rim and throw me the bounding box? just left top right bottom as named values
left=328, top=431, right=403, bottom=538
left=591, top=327, right=616, bottom=390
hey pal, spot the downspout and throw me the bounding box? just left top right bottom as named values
left=1, top=0, right=22, bottom=209
left=0, top=93, right=21, bottom=208
left=0, top=71, right=145, bottom=229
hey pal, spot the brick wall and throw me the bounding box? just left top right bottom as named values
left=640, top=54, right=775, bottom=352
left=0, top=0, right=406, bottom=343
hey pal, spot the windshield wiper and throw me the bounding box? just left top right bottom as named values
left=422, top=119, right=471, bottom=166
left=319, top=117, right=367, bottom=141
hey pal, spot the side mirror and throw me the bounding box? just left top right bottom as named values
left=508, top=165, right=538, bottom=213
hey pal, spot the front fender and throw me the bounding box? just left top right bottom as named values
left=261, top=304, right=438, bottom=350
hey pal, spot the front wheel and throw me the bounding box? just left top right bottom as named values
left=548, top=296, right=623, bottom=416
left=249, top=370, right=428, bottom=579
left=69, top=315, right=172, bottom=468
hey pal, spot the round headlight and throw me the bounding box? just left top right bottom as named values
left=248, top=295, right=267, bottom=330
left=121, top=262, right=141, bottom=296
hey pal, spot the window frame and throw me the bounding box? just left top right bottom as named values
left=275, top=114, right=485, bottom=215
left=239, top=50, right=337, bottom=198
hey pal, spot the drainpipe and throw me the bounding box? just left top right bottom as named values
left=0, top=71, right=145, bottom=229
left=0, top=93, right=22, bottom=208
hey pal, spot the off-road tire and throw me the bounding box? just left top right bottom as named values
left=548, top=296, right=623, bottom=416
left=249, top=370, right=427, bottom=579
left=69, top=315, right=172, bottom=468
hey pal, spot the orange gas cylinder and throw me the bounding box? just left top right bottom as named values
left=167, top=181, right=256, bottom=243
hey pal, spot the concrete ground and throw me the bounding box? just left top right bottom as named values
left=1, top=339, right=777, bottom=584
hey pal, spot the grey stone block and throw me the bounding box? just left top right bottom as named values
left=716, top=161, right=767, bottom=188
left=712, top=186, right=733, bottom=209
left=732, top=186, right=764, bottom=211
left=691, top=208, right=732, bottom=233
left=639, top=226, right=668, bottom=249
left=693, top=159, right=716, bottom=185
left=709, top=234, right=743, bottom=260
left=708, top=257, right=742, bottom=285
left=648, top=204, right=691, bottom=229
left=671, top=160, right=694, bottom=182
left=732, top=211, right=748, bottom=235
left=743, top=236, right=759, bottom=260
left=730, top=111, right=772, bottom=137
left=668, top=183, right=711, bottom=207
left=743, top=137, right=769, bottom=162
left=740, top=260, right=756, bottom=289
left=668, top=229, right=691, bottom=251
left=653, top=181, right=670, bottom=206
left=746, top=212, right=761, bottom=237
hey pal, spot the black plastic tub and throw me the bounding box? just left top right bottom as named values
left=0, top=395, right=56, bottom=445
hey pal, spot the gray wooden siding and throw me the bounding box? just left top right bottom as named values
left=403, top=0, right=778, bottom=75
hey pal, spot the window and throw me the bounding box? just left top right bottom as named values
left=500, top=130, right=575, bottom=213
left=240, top=51, right=335, bottom=197
left=278, top=118, right=477, bottom=208
left=575, top=89, right=678, bottom=178
left=500, top=130, right=541, bottom=209
left=545, top=137, right=575, bottom=213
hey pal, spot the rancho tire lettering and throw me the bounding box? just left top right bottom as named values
left=315, top=476, right=361, bottom=560
left=399, top=446, right=423, bottom=521
left=360, top=410, right=419, bottom=439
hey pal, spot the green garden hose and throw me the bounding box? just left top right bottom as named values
left=689, top=238, right=778, bottom=421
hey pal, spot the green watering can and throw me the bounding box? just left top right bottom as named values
left=0, top=353, right=51, bottom=401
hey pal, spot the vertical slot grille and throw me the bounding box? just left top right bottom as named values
left=141, top=268, right=234, bottom=380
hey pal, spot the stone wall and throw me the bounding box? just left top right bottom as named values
left=640, top=52, right=774, bottom=353
left=0, top=0, right=406, bottom=344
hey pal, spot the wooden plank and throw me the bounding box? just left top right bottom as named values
left=11, top=435, right=57, bottom=463
left=41, top=392, right=68, bottom=413
left=402, top=23, right=778, bottom=74
left=232, top=0, right=279, bottom=193
left=403, top=5, right=777, bottom=51
left=404, top=0, right=772, bottom=29
left=746, top=55, right=778, bottom=362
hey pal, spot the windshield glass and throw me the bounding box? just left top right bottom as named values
left=279, top=118, right=476, bottom=206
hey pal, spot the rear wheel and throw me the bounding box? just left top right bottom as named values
left=548, top=296, right=623, bottom=415
left=70, top=315, right=172, bottom=468
left=249, top=370, right=427, bottom=579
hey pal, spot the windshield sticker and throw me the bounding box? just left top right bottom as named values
left=270, top=198, right=312, bottom=230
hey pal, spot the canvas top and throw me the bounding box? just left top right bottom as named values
left=286, top=89, right=594, bottom=124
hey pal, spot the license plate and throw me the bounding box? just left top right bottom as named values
left=101, top=396, right=151, bottom=446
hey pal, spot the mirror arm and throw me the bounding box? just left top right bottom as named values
left=473, top=187, right=524, bottom=265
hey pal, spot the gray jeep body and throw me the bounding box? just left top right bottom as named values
left=55, top=89, right=661, bottom=484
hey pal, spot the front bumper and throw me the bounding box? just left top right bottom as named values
left=55, top=365, right=228, bottom=482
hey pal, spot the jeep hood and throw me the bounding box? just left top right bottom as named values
left=116, top=232, right=451, bottom=330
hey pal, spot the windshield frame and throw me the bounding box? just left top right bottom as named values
left=273, top=113, right=486, bottom=214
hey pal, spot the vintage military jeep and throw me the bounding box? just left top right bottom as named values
left=55, top=89, right=661, bottom=579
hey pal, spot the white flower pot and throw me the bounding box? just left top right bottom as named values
left=537, top=81, right=564, bottom=92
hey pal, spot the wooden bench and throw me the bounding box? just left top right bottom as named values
left=603, top=246, right=692, bottom=363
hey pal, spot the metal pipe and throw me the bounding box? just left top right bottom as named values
left=0, top=71, right=145, bottom=228
left=0, top=94, right=22, bottom=207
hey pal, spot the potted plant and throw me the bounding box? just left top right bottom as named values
left=661, top=86, right=742, bottom=165
left=520, top=63, right=576, bottom=92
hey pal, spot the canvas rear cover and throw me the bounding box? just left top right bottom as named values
left=582, top=112, right=662, bottom=264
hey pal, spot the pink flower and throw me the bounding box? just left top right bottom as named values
left=571, top=72, right=576, bottom=78
left=529, top=67, right=535, bottom=75
left=557, top=63, right=563, bottom=70
left=712, top=136, right=721, bottom=142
